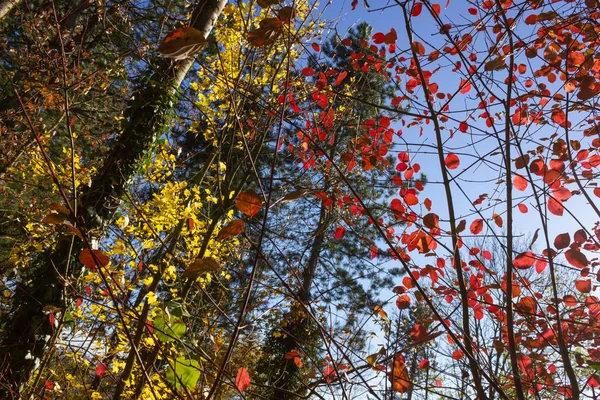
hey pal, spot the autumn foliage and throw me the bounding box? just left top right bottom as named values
left=1, top=0, right=600, bottom=398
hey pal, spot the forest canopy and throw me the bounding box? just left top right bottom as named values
left=1, top=0, right=600, bottom=399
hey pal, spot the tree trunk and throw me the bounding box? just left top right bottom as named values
left=272, top=204, right=330, bottom=399
left=0, top=0, right=226, bottom=395
left=0, top=0, right=19, bottom=20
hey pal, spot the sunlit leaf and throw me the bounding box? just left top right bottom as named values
left=565, top=249, right=588, bottom=268
left=166, top=357, right=200, bottom=389
left=389, top=357, right=411, bottom=393
left=514, top=251, right=536, bottom=269
left=236, top=367, right=251, bottom=392
left=153, top=312, right=186, bottom=342
left=575, top=279, right=591, bottom=293
left=445, top=153, right=460, bottom=169
left=470, top=219, right=483, bottom=235
left=554, top=233, right=570, bottom=249
left=158, top=27, right=207, bottom=60
left=396, top=294, right=411, bottom=309
left=236, top=191, right=262, bottom=217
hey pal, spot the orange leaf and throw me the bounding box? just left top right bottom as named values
left=513, top=175, right=528, bottom=191
left=396, top=294, right=411, bottom=309
left=42, top=213, right=66, bottom=225
left=217, top=220, right=245, bottom=240
left=405, top=194, right=419, bottom=206
left=236, top=367, right=251, bottom=392
left=184, top=257, right=220, bottom=279
left=390, top=357, right=411, bottom=393
left=157, top=27, right=207, bottom=60
left=492, top=213, right=503, bottom=228
left=236, top=191, right=262, bottom=217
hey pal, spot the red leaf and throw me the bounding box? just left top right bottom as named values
left=518, top=203, right=528, bottom=213
left=324, top=365, right=336, bottom=382
left=513, top=175, right=528, bottom=191
left=551, top=109, right=567, bottom=127
left=334, top=71, right=348, bottom=86
left=301, top=67, right=315, bottom=76
left=548, top=197, right=564, bottom=216
left=459, top=121, right=468, bottom=132
left=470, top=219, right=483, bottom=235
left=576, top=279, right=591, bottom=293
left=419, top=359, right=430, bottom=369
left=236, top=191, right=262, bottom=217
left=45, top=381, right=54, bottom=390
left=514, top=251, right=536, bottom=269
left=459, top=79, right=471, bottom=94
left=384, top=28, right=398, bottom=44
left=95, top=363, right=107, bottom=377
left=79, top=249, right=109, bottom=272
left=334, top=226, right=346, bottom=239
left=554, top=233, right=570, bottom=249
left=372, top=32, right=385, bottom=44
left=452, top=349, right=464, bottom=360
left=594, top=188, right=600, bottom=198
left=410, top=324, right=427, bottom=341
left=445, top=153, right=460, bottom=169
left=75, top=298, right=83, bottom=307
left=412, top=2, right=422, bottom=16
left=535, top=258, right=547, bottom=273
left=431, top=3, right=441, bottom=16
left=312, top=43, right=320, bottom=52
left=552, top=187, right=571, bottom=201
left=236, top=367, right=251, bottom=392
left=565, top=249, right=589, bottom=268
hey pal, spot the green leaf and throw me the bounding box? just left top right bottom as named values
left=166, top=301, right=190, bottom=318
left=166, top=357, right=200, bottom=389
left=153, top=312, right=186, bottom=343
left=589, top=360, right=600, bottom=371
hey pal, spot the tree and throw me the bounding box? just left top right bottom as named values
left=1, top=0, right=600, bottom=398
